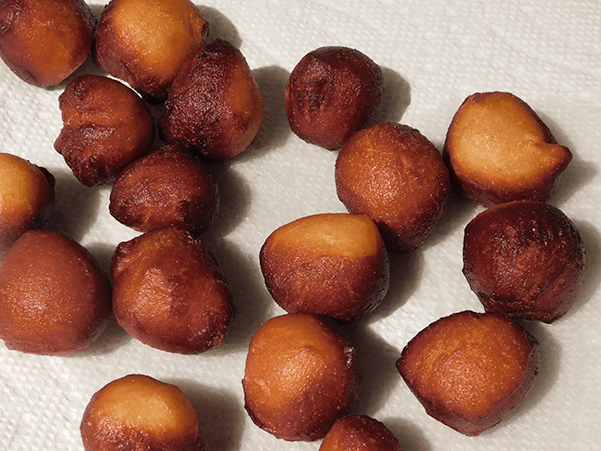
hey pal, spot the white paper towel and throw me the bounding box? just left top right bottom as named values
left=1, top=0, right=600, bottom=450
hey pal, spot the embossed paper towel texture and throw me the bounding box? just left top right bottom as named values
left=1, top=0, right=600, bottom=450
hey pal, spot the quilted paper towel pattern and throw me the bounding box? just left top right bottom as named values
left=1, top=0, right=600, bottom=450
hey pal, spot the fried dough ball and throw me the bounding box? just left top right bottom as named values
left=285, top=46, right=384, bottom=150
left=159, top=38, right=263, bottom=160
left=94, top=0, right=209, bottom=103
left=335, top=122, right=450, bottom=252
left=243, top=313, right=360, bottom=441
left=109, top=144, right=219, bottom=236
left=81, top=374, right=205, bottom=451
left=0, top=230, right=111, bottom=355
left=463, top=200, right=586, bottom=323
left=444, top=91, right=572, bottom=206
left=55, top=74, right=155, bottom=187
left=111, top=227, right=234, bottom=354
left=319, top=415, right=402, bottom=451
left=260, top=213, right=389, bottom=322
left=0, top=153, right=55, bottom=257
left=396, top=310, right=539, bottom=436
left=0, top=0, right=95, bottom=87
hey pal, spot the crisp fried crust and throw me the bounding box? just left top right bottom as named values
left=463, top=200, right=586, bottom=323
left=260, top=213, right=389, bottom=322
left=243, top=313, right=360, bottom=441
left=336, top=122, right=450, bottom=252
left=81, top=374, right=205, bottom=451
left=319, top=415, right=402, bottom=451
left=0, top=230, right=111, bottom=355
left=160, top=39, right=263, bottom=160
left=109, top=144, right=219, bottom=236
left=111, top=228, right=234, bottom=354
left=285, top=46, right=384, bottom=150
left=0, top=153, right=55, bottom=257
left=94, top=0, right=208, bottom=103
left=0, top=0, right=95, bottom=87
left=55, top=74, right=155, bottom=186
left=396, top=311, right=539, bottom=436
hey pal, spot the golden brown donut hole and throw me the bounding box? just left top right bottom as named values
left=444, top=91, right=572, bottom=206
left=111, top=227, right=234, bottom=354
left=55, top=74, right=155, bottom=187
left=94, top=0, right=209, bottom=103
left=463, top=200, right=586, bottom=323
left=0, top=229, right=112, bottom=355
left=396, top=310, right=539, bottom=436
left=0, top=153, right=55, bottom=257
left=319, top=415, right=402, bottom=451
left=242, top=313, right=360, bottom=441
left=0, top=0, right=95, bottom=87
left=109, top=144, right=219, bottom=236
left=335, top=122, right=450, bottom=252
left=285, top=46, right=384, bottom=150
left=81, top=374, right=205, bottom=451
left=260, top=213, right=389, bottom=322
left=159, top=38, right=264, bottom=160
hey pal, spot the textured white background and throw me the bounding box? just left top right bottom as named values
left=1, top=0, right=600, bottom=450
